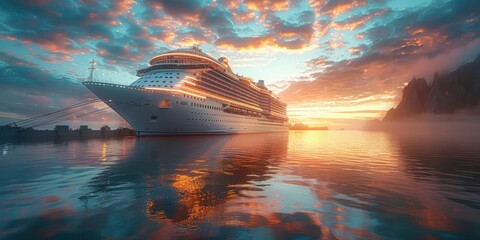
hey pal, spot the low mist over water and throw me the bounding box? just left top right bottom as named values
left=1, top=131, right=479, bottom=239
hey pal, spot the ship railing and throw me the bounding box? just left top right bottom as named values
left=136, top=63, right=209, bottom=76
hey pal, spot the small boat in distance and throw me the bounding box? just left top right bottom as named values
left=83, top=46, right=288, bottom=135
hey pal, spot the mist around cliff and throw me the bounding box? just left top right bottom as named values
left=365, top=103, right=480, bottom=133
left=364, top=53, right=480, bottom=133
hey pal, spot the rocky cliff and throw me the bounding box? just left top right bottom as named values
left=383, top=55, right=480, bottom=121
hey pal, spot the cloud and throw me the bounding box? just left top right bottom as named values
left=348, top=44, right=369, bottom=56
left=175, top=29, right=213, bottom=46
left=142, top=0, right=237, bottom=48
left=0, top=0, right=124, bottom=57
left=231, top=10, right=257, bottom=24
left=297, top=10, right=315, bottom=24
left=215, top=13, right=315, bottom=50
left=282, top=0, right=480, bottom=100
left=0, top=0, right=165, bottom=70
left=244, top=0, right=291, bottom=11
left=0, top=52, right=106, bottom=124
left=0, top=52, right=86, bottom=96
left=332, top=9, right=387, bottom=31
left=141, top=0, right=317, bottom=51
left=216, top=35, right=275, bottom=50
left=279, top=0, right=480, bottom=127
left=144, top=0, right=204, bottom=16
left=308, top=0, right=367, bottom=17
left=267, top=14, right=315, bottom=49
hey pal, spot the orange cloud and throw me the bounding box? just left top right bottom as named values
left=309, top=0, right=366, bottom=17
left=216, top=36, right=275, bottom=50
left=245, top=0, right=290, bottom=11
left=36, top=32, right=87, bottom=55
left=329, top=0, right=366, bottom=17
left=411, top=28, right=425, bottom=35
left=348, top=47, right=362, bottom=55
left=328, top=36, right=345, bottom=49
left=395, top=31, right=448, bottom=56
left=176, top=33, right=211, bottom=47
left=333, top=10, right=386, bottom=31
left=108, top=0, right=135, bottom=16
left=4, top=36, right=17, bottom=41
left=231, top=11, right=256, bottom=24
left=220, top=0, right=240, bottom=10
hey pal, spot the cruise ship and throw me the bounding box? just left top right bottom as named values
left=83, top=46, right=288, bottom=135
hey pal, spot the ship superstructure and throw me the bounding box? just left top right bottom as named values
left=83, top=46, right=288, bottom=135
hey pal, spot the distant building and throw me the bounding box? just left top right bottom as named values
left=100, top=125, right=111, bottom=131
left=79, top=125, right=90, bottom=130
left=54, top=125, right=69, bottom=131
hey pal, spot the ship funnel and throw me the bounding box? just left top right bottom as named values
left=258, top=80, right=266, bottom=87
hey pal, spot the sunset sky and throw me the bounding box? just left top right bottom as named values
left=1, top=0, right=479, bottom=129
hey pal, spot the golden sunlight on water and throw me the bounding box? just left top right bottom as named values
left=0, top=131, right=479, bottom=239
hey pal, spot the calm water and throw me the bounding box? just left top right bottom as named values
left=1, top=131, right=480, bottom=239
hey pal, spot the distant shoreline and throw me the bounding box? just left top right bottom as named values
left=289, top=127, right=328, bottom=131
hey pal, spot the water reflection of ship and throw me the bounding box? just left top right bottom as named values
left=83, top=133, right=288, bottom=227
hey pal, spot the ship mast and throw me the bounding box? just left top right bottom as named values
left=88, top=60, right=96, bottom=81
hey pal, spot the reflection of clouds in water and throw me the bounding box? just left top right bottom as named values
left=78, top=131, right=480, bottom=238
left=1, top=131, right=479, bottom=239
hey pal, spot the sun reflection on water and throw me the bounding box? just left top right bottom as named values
left=1, top=132, right=479, bottom=239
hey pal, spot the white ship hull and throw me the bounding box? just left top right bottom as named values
left=83, top=82, right=288, bottom=135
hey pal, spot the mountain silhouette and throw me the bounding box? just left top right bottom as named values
left=384, top=55, right=480, bottom=121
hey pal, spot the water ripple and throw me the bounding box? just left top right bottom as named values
left=1, top=132, right=479, bottom=239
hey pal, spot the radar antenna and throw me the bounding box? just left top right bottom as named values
left=192, top=44, right=201, bottom=52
